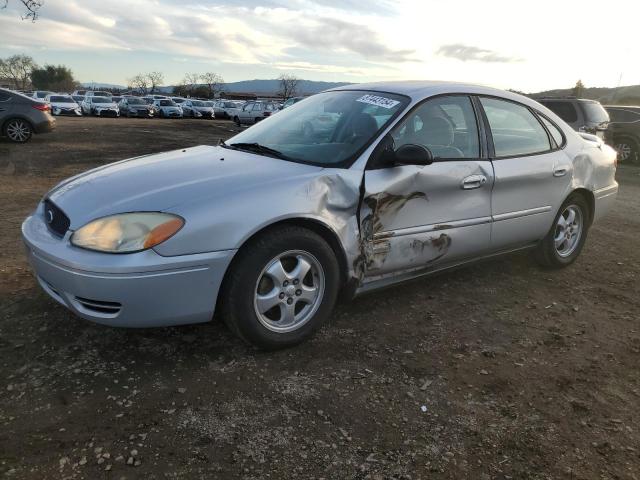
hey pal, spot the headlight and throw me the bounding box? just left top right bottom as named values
left=71, top=212, right=184, bottom=253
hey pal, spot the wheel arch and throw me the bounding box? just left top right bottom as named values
left=224, top=217, right=350, bottom=288
left=568, top=187, right=595, bottom=225
left=2, top=115, right=34, bottom=134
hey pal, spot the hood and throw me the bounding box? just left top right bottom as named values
left=46, top=145, right=323, bottom=229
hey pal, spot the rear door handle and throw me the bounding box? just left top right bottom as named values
left=553, top=167, right=568, bottom=177
left=461, top=174, right=487, bottom=190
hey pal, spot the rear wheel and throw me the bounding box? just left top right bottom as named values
left=614, top=137, right=638, bottom=164
left=3, top=118, right=33, bottom=143
left=220, top=226, right=340, bottom=349
left=534, top=194, right=590, bottom=268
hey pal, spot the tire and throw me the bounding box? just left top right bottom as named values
left=614, top=137, right=638, bottom=164
left=3, top=118, right=33, bottom=143
left=534, top=193, right=590, bottom=269
left=159, top=110, right=165, bottom=119
left=234, top=116, right=241, bottom=127
left=220, top=226, right=340, bottom=350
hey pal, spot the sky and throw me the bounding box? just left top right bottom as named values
left=1, top=0, right=638, bottom=92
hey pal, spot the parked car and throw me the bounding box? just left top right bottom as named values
left=153, top=99, right=183, bottom=118
left=118, top=96, right=154, bottom=118
left=604, top=105, right=640, bottom=164
left=537, top=97, right=611, bottom=142
left=213, top=100, right=243, bottom=120
left=45, top=94, right=82, bottom=116
left=181, top=99, right=214, bottom=119
left=31, top=90, right=54, bottom=100
left=235, top=101, right=278, bottom=125
left=21, top=81, right=618, bottom=349
left=0, top=87, right=55, bottom=143
left=85, top=91, right=112, bottom=99
left=281, top=96, right=304, bottom=109
left=81, top=96, right=120, bottom=117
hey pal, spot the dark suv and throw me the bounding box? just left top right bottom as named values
left=537, top=97, right=611, bottom=143
left=604, top=105, right=640, bottom=164
left=0, top=88, right=56, bottom=143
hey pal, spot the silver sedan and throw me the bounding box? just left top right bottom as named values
left=22, top=81, right=618, bottom=349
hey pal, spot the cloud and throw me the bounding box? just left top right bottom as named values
left=283, top=16, right=417, bottom=63
left=436, top=44, right=522, bottom=63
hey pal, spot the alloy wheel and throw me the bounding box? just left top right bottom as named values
left=5, top=119, right=31, bottom=142
left=554, top=204, right=583, bottom=257
left=253, top=250, right=325, bottom=333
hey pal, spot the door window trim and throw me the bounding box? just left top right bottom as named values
left=365, top=93, right=487, bottom=170
left=476, top=94, right=562, bottom=160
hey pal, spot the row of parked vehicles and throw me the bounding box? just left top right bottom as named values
left=22, top=89, right=293, bottom=126
left=2, top=86, right=639, bottom=161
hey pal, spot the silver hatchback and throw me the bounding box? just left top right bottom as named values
left=22, top=81, right=618, bottom=349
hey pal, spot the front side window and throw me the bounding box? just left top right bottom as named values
left=480, top=97, right=551, bottom=157
left=391, top=95, right=480, bottom=159
left=225, top=90, right=409, bottom=167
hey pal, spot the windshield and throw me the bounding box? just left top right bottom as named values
left=226, top=90, right=409, bottom=167
left=192, top=100, right=205, bottom=107
left=581, top=102, right=609, bottom=124
left=128, top=98, right=145, bottom=105
left=93, top=97, right=112, bottom=104
left=50, top=96, right=73, bottom=103
left=159, top=100, right=175, bottom=106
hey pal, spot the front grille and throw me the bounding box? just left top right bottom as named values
left=43, top=199, right=70, bottom=237
left=74, top=297, right=122, bottom=315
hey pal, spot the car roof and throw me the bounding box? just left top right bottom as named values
left=329, top=80, right=545, bottom=107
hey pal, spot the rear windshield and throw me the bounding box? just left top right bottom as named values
left=581, top=102, right=609, bottom=123
left=50, top=96, right=73, bottom=103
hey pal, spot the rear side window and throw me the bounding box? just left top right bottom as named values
left=540, top=101, right=578, bottom=123
left=608, top=109, right=640, bottom=122
left=538, top=115, right=565, bottom=148
left=580, top=102, right=609, bottom=123
left=480, top=97, right=551, bottom=157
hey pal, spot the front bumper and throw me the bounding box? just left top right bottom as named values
left=22, top=212, right=236, bottom=328
left=95, top=109, right=119, bottom=117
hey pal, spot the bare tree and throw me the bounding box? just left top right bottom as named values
left=278, top=74, right=300, bottom=101
left=146, top=71, right=164, bottom=94
left=1, top=0, right=44, bottom=21
left=200, top=72, right=224, bottom=99
left=0, top=54, right=37, bottom=89
left=128, top=73, right=149, bottom=95
left=181, top=73, right=201, bottom=97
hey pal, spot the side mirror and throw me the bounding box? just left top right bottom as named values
left=395, top=144, right=434, bottom=165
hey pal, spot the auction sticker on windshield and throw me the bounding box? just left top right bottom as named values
left=356, top=94, right=400, bottom=109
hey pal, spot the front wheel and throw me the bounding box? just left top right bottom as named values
left=233, top=116, right=241, bottom=127
left=220, top=226, right=340, bottom=349
left=534, top=194, right=590, bottom=268
left=3, top=118, right=33, bottom=143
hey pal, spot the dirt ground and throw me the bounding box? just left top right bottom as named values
left=1, top=117, right=639, bottom=480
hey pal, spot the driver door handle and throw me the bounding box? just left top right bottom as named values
left=553, top=167, right=568, bottom=177
left=461, top=174, right=487, bottom=190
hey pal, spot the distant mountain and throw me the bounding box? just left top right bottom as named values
left=529, top=85, right=640, bottom=105
left=221, top=79, right=351, bottom=95
left=156, top=79, right=351, bottom=96
left=81, top=82, right=127, bottom=90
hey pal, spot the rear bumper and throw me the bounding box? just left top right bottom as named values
left=22, top=212, right=236, bottom=328
left=593, top=182, right=618, bottom=224
left=33, top=118, right=56, bottom=134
